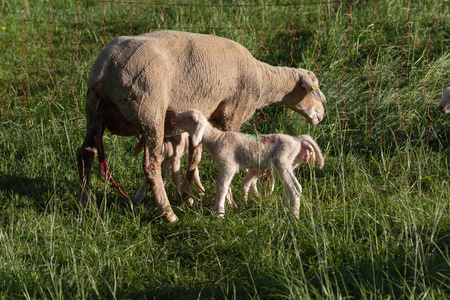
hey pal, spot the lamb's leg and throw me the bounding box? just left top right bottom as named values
left=274, top=164, right=302, bottom=219
left=179, top=140, right=202, bottom=205
left=170, top=159, right=182, bottom=200
left=142, top=132, right=178, bottom=223
left=263, top=169, right=276, bottom=197
left=213, top=168, right=237, bottom=216
left=162, top=168, right=170, bottom=188
left=134, top=168, right=168, bottom=203
left=133, top=179, right=147, bottom=203
left=241, top=169, right=260, bottom=206
left=225, top=187, right=239, bottom=210
left=193, top=168, right=205, bottom=196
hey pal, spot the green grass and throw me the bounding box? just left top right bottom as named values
left=1, top=0, right=450, bottom=298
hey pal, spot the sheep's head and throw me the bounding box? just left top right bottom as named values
left=283, top=69, right=326, bottom=126
left=439, top=87, right=450, bottom=114
left=171, top=109, right=207, bottom=147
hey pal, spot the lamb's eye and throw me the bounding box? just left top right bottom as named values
left=188, top=117, right=194, bottom=121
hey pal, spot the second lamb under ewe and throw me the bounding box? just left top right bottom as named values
left=133, top=132, right=205, bottom=203
left=171, top=109, right=324, bottom=218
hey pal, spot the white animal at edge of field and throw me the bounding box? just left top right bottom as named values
left=439, top=87, right=450, bottom=114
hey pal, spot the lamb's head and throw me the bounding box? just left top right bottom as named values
left=283, top=69, right=326, bottom=126
left=171, top=109, right=208, bottom=147
left=295, top=134, right=324, bottom=169
left=439, top=87, right=450, bottom=114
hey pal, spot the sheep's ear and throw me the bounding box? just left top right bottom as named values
left=301, top=78, right=326, bottom=103
left=191, top=122, right=205, bottom=147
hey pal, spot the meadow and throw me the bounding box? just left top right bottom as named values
left=0, top=0, right=449, bottom=298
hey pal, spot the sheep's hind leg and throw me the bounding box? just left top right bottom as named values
left=77, top=92, right=99, bottom=205
left=77, top=134, right=97, bottom=205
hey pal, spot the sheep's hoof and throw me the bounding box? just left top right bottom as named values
left=132, top=195, right=144, bottom=203
left=165, top=211, right=179, bottom=223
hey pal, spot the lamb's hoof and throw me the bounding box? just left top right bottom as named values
left=213, top=206, right=225, bottom=218
left=186, top=197, right=195, bottom=207
left=214, top=212, right=225, bottom=219
left=164, top=212, right=179, bottom=223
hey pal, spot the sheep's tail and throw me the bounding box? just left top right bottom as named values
left=297, top=134, right=324, bottom=169
left=91, top=99, right=129, bottom=199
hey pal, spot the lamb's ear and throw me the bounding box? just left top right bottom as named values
left=191, top=122, right=205, bottom=147
left=301, top=141, right=316, bottom=167
left=301, top=78, right=326, bottom=103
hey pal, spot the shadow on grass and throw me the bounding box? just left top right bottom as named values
left=0, top=173, right=67, bottom=210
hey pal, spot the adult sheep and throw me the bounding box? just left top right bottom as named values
left=77, top=30, right=326, bottom=223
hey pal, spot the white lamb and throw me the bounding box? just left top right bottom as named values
left=171, top=109, right=324, bottom=218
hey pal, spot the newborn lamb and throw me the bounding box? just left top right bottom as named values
left=171, top=109, right=324, bottom=218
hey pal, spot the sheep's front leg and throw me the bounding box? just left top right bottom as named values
left=142, top=133, right=178, bottom=223
left=213, top=168, right=237, bottom=216
left=179, top=140, right=202, bottom=205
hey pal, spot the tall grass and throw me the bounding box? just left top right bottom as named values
left=1, top=0, right=449, bottom=298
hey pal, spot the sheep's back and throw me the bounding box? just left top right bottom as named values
left=88, top=31, right=260, bottom=115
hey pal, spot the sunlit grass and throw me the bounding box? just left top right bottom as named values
left=0, top=0, right=449, bottom=298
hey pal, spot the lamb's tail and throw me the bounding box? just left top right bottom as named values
left=91, top=99, right=129, bottom=199
left=297, top=134, right=324, bottom=169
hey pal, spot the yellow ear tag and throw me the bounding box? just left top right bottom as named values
left=312, top=84, right=318, bottom=91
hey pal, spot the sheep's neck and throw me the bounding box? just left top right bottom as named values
left=256, top=61, right=299, bottom=108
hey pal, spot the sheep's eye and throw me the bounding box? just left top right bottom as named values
left=188, top=117, right=194, bottom=121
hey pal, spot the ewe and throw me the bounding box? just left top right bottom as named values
left=77, top=31, right=326, bottom=222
